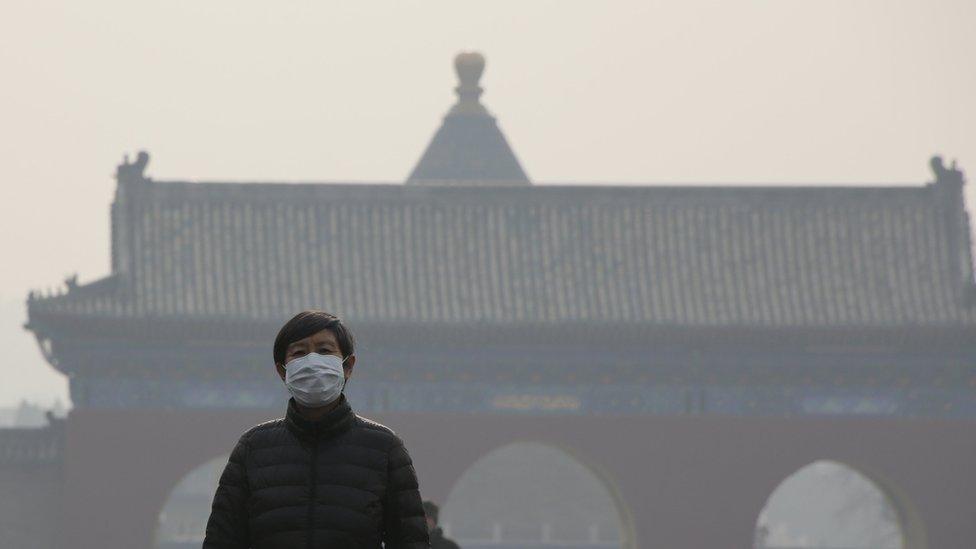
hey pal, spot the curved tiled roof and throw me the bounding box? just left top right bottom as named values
left=27, top=173, right=976, bottom=329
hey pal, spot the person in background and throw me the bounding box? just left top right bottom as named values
left=203, top=310, right=429, bottom=548
left=422, top=501, right=460, bottom=549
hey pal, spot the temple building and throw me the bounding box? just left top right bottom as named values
left=5, top=52, right=976, bottom=549
left=24, top=53, right=976, bottom=418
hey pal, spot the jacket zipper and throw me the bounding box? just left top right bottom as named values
left=307, top=438, right=318, bottom=549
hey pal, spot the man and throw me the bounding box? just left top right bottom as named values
left=422, top=501, right=460, bottom=549
left=203, top=310, right=430, bottom=548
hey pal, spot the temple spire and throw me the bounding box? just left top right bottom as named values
left=450, top=52, right=489, bottom=117
left=407, top=52, right=530, bottom=186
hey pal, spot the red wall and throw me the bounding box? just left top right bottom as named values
left=63, top=408, right=976, bottom=548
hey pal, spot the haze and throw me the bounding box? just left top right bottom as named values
left=1, top=0, right=974, bottom=407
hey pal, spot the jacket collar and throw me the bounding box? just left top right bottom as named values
left=285, top=394, right=354, bottom=441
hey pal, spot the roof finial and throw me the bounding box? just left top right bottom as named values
left=406, top=51, right=529, bottom=184
left=930, top=155, right=965, bottom=187
left=451, top=51, right=488, bottom=116
left=116, top=150, right=151, bottom=184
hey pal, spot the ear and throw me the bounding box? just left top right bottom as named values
left=275, top=362, right=286, bottom=382
left=343, top=355, right=356, bottom=381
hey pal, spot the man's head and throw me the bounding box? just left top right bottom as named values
left=422, top=500, right=439, bottom=532
left=273, top=310, right=356, bottom=382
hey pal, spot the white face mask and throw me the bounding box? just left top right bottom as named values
left=284, top=352, right=348, bottom=408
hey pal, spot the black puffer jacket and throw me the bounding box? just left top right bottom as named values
left=429, top=527, right=460, bottom=549
left=203, top=396, right=429, bottom=548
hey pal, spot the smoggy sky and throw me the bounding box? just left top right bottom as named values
left=1, top=0, right=973, bottom=407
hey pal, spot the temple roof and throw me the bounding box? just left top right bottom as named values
left=27, top=157, right=976, bottom=330
left=406, top=52, right=529, bottom=185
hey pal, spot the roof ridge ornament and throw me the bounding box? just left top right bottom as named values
left=449, top=52, right=490, bottom=117
left=116, top=151, right=151, bottom=184
left=930, top=155, right=965, bottom=188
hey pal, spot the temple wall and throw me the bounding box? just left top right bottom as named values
left=0, top=425, right=64, bottom=549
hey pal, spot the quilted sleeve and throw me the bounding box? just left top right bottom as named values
left=202, top=434, right=251, bottom=549
left=382, top=435, right=430, bottom=548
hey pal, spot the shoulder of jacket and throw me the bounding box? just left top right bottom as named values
left=353, top=414, right=398, bottom=439
left=241, top=417, right=286, bottom=441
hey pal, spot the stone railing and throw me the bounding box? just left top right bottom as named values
left=0, top=424, right=64, bottom=466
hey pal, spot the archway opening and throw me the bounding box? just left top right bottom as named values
left=154, top=454, right=228, bottom=549
left=755, top=460, right=905, bottom=549
left=440, top=442, right=628, bottom=549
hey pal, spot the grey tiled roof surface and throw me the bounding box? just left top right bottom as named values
left=407, top=114, right=529, bottom=184
left=29, top=180, right=976, bottom=327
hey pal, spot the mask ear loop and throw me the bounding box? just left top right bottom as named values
left=339, top=354, right=353, bottom=395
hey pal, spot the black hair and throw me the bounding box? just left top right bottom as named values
left=273, top=310, right=356, bottom=365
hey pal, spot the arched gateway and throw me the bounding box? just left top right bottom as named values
left=61, top=407, right=976, bottom=548
left=18, top=54, right=976, bottom=548
left=756, top=460, right=912, bottom=548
